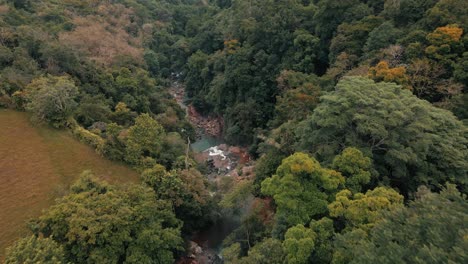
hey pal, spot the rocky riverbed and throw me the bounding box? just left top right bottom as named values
left=169, top=81, right=223, bottom=138
left=170, top=81, right=255, bottom=264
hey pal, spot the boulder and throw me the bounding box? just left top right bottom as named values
left=188, top=241, right=203, bottom=256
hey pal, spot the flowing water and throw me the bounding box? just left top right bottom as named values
left=191, top=134, right=223, bottom=153
left=170, top=82, right=241, bottom=262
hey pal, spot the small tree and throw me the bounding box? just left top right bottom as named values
left=5, top=235, right=65, bottom=264
left=125, top=113, right=165, bottom=167
left=368, top=61, right=411, bottom=89
left=25, top=75, right=78, bottom=127
left=261, top=153, right=344, bottom=235
left=332, top=147, right=373, bottom=193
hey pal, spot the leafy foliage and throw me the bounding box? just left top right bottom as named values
left=261, top=153, right=344, bottom=234
left=331, top=147, right=372, bottom=193
left=5, top=236, right=65, bottom=264
left=141, top=165, right=212, bottom=232
left=2, top=1, right=467, bottom=263
left=297, top=77, right=468, bottom=194
left=348, top=185, right=468, bottom=263
left=25, top=75, right=78, bottom=127
left=30, top=171, right=183, bottom=264
left=328, top=187, right=403, bottom=230
left=283, top=224, right=316, bottom=264
left=368, top=61, right=410, bottom=89
left=124, top=113, right=165, bottom=167
left=239, top=238, right=285, bottom=264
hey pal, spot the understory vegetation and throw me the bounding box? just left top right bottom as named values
left=1, top=0, right=467, bottom=263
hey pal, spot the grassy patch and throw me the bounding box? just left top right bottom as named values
left=0, top=109, right=138, bottom=257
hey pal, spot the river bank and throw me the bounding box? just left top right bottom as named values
left=169, top=81, right=223, bottom=138
left=170, top=81, right=255, bottom=264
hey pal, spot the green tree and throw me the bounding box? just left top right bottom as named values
left=141, top=164, right=183, bottom=206
left=240, top=238, right=285, bottom=264
left=454, top=52, right=468, bottom=86
left=220, top=180, right=254, bottom=213
left=110, top=102, right=136, bottom=126
left=5, top=236, right=65, bottom=264
left=125, top=113, right=165, bottom=167
left=425, top=24, right=464, bottom=73
left=383, top=0, right=439, bottom=26
left=291, top=29, right=320, bottom=73
left=274, top=83, right=321, bottom=126
left=332, top=147, right=373, bottom=193
left=281, top=217, right=336, bottom=264
left=225, top=100, right=264, bottom=145
left=222, top=243, right=242, bottom=264
left=184, top=0, right=325, bottom=144
left=424, top=0, right=468, bottom=29
left=283, top=224, right=316, bottom=264
left=328, top=187, right=403, bottom=230
left=314, top=0, right=371, bottom=43
left=158, top=132, right=186, bottom=169
left=329, top=15, right=383, bottom=64
left=0, top=44, right=13, bottom=67
left=253, top=149, right=286, bottom=195
left=297, top=77, right=468, bottom=194
left=185, top=50, right=210, bottom=100
left=25, top=75, right=78, bottom=127
left=332, top=228, right=368, bottom=264
left=141, top=165, right=211, bottom=232
left=173, top=168, right=213, bottom=232
left=349, top=184, right=468, bottom=263
left=261, top=152, right=344, bottom=234
left=270, top=70, right=322, bottom=129
left=143, top=50, right=160, bottom=76
left=364, top=22, right=401, bottom=52
left=31, top=171, right=183, bottom=264
left=309, top=217, right=335, bottom=264
left=75, top=94, right=112, bottom=127
left=8, top=0, right=31, bottom=10
left=222, top=196, right=273, bottom=256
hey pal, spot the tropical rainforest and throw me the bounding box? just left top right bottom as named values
left=0, top=0, right=467, bottom=263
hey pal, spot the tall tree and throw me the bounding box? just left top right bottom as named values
left=30, top=171, right=183, bottom=264
left=261, top=152, right=344, bottom=235
left=125, top=113, right=165, bottom=167
left=25, top=75, right=78, bottom=127
left=347, top=184, right=468, bottom=263
left=141, top=165, right=212, bottom=232
left=297, top=77, right=468, bottom=194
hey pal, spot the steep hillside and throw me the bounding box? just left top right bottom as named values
left=0, top=109, right=138, bottom=257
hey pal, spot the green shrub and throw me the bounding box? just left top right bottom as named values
left=72, top=126, right=105, bottom=154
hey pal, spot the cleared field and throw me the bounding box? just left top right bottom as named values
left=0, top=109, right=139, bottom=257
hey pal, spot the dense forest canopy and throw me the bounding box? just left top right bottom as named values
left=0, top=0, right=467, bottom=263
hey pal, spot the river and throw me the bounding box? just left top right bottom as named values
left=191, top=134, right=223, bottom=153
left=170, top=81, right=247, bottom=263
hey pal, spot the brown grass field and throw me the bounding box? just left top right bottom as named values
left=0, top=109, right=139, bottom=257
